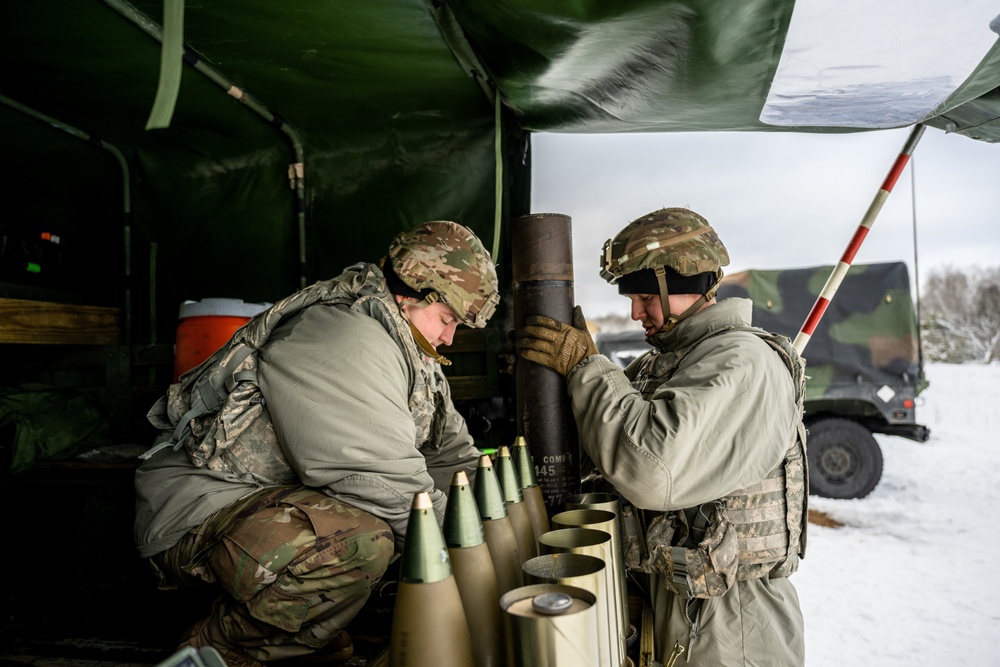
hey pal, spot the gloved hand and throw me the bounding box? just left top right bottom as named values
left=515, top=305, right=598, bottom=376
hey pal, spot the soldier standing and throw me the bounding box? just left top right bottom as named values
left=134, top=221, right=500, bottom=666
left=516, top=208, right=807, bottom=666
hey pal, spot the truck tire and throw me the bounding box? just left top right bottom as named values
left=806, top=418, right=883, bottom=499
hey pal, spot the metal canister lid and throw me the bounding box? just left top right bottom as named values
left=531, top=592, right=573, bottom=615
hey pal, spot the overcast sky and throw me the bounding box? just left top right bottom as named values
left=530, top=126, right=999, bottom=318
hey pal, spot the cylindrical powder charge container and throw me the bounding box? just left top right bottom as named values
left=500, top=583, right=599, bottom=667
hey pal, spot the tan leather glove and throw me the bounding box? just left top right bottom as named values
left=515, top=305, right=598, bottom=376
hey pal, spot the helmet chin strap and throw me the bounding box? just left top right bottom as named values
left=398, top=297, right=452, bottom=366
left=654, top=267, right=723, bottom=334
left=655, top=266, right=676, bottom=332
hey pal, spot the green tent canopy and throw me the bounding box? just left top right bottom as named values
left=1, top=0, right=997, bottom=342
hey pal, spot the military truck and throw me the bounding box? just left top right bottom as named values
left=598, top=261, right=929, bottom=501
left=718, top=262, right=929, bottom=500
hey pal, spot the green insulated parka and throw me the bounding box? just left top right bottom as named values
left=567, top=298, right=806, bottom=666
left=134, top=263, right=480, bottom=558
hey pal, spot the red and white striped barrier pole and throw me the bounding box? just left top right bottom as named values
left=793, top=124, right=926, bottom=355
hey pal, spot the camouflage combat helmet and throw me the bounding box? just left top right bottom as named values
left=600, top=207, right=729, bottom=283
left=600, top=208, right=730, bottom=333
left=388, top=221, right=500, bottom=328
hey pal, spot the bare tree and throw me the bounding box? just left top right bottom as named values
left=920, top=266, right=1000, bottom=364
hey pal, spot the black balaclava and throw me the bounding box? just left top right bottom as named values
left=618, top=267, right=719, bottom=334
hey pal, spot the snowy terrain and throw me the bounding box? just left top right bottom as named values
left=797, top=362, right=1000, bottom=665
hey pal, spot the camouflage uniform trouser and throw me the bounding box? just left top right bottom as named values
left=151, top=485, right=395, bottom=662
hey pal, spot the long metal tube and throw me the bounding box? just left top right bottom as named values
left=512, top=213, right=580, bottom=513
left=101, top=0, right=309, bottom=288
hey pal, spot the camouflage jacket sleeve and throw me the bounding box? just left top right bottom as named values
left=565, top=331, right=796, bottom=511
left=257, top=304, right=449, bottom=549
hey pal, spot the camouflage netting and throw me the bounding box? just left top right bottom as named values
left=718, top=262, right=924, bottom=401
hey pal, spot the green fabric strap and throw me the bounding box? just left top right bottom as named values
left=145, top=0, right=185, bottom=130
left=492, top=92, right=502, bottom=261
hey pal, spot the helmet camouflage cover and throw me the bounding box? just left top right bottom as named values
left=600, top=207, right=730, bottom=284
left=388, top=220, right=500, bottom=328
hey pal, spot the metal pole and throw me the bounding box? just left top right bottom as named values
left=511, top=213, right=580, bottom=513
left=102, top=0, right=309, bottom=288
left=793, top=124, right=926, bottom=355
left=911, top=156, right=925, bottom=368
left=0, top=93, right=133, bottom=345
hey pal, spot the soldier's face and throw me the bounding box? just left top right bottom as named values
left=628, top=294, right=664, bottom=336
left=628, top=293, right=707, bottom=335
left=405, top=301, right=461, bottom=349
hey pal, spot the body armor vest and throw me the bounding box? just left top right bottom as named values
left=626, top=325, right=808, bottom=599
left=142, top=263, right=450, bottom=486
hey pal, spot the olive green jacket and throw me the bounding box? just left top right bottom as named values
left=134, top=267, right=480, bottom=558
left=566, top=298, right=805, bottom=666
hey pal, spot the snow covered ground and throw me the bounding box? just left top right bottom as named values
left=797, top=362, right=1000, bottom=666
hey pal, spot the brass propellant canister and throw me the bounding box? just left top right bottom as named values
left=496, top=445, right=538, bottom=562
left=473, top=453, right=524, bottom=595
left=561, top=495, right=631, bottom=632
left=522, top=553, right=613, bottom=667
left=390, top=492, right=474, bottom=667
left=552, top=509, right=629, bottom=665
left=512, top=435, right=551, bottom=544
left=500, top=583, right=600, bottom=667
left=539, top=527, right=626, bottom=667
left=444, top=470, right=503, bottom=667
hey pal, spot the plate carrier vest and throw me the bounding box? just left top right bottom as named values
left=625, top=325, right=809, bottom=599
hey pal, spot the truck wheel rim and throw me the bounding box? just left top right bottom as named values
left=820, top=445, right=855, bottom=481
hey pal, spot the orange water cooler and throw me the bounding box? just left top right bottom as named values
left=172, top=298, right=271, bottom=382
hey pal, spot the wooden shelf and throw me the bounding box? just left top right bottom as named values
left=0, top=297, right=121, bottom=345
